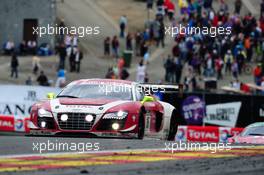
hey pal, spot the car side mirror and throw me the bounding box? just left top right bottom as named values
left=47, top=92, right=55, bottom=100
left=141, top=96, right=155, bottom=104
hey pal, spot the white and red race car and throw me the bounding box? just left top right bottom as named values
left=29, top=79, right=180, bottom=140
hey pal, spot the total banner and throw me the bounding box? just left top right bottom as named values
left=204, top=102, right=242, bottom=127
left=175, top=126, right=243, bottom=143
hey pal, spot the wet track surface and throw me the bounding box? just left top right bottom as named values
left=0, top=134, right=264, bottom=175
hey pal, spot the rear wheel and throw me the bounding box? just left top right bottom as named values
left=137, top=111, right=145, bottom=139
left=167, top=109, right=178, bottom=141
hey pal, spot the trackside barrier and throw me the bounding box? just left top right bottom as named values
left=0, top=115, right=243, bottom=143
left=0, top=115, right=30, bottom=133
left=175, top=125, right=244, bottom=143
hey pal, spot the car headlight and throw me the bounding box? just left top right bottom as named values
left=102, top=111, right=128, bottom=120
left=38, top=108, right=53, bottom=118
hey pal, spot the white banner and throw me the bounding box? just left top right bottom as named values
left=0, top=85, right=61, bottom=118
left=204, top=102, right=242, bottom=127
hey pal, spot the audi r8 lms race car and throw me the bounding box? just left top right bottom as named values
left=228, top=122, right=264, bottom=144
left=29, top=79, right=179, bottom=140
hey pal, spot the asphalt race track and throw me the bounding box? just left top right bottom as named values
left=0, top=134, right=264, bottom=175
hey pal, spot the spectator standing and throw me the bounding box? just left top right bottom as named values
left=126, top=33, right=133, bottom=50
left=254, top=64, right=262, bottom=85
left=166, top=0, right=175, bottom=21
left=112, top=36, right=120, bottom=58
left=178, top=0, right=188, bottom=15
left=37, top=71, right=49, bottom=86
left=224, top=50, right=233, bottom=74
left=27, top=40, right=37, bottom=55
left=55, top=69, right=66, bottom=88
left=234, top=0, right=242, bottom=15
left=67, top=46, right=77, bottom=72
left=215, top=57, right=224, bottom=80
left=164, top=55, right=173, bottom=82
left=10, top=53, right=19, bottom=78
left=32, top=55, right=41, bottom=75
left=158, top=21, right=165, bottom=48
left=75, top=48, right=83, bottom=73
left=119, top=15, right=127, bottom=38
left=58, top=43, right=67, bottom=69
left=72, top=35, right=78, bottom=47
left=232, top=59, right=239, bottom=79
left=205, top=55, right=214, bottom=77
left=117, top=57, right=125, bottom=79
left=203, top=0, right=213, bottom=12
left=19, top=40, right=27, bottom=55
left=236, top=50, right=246, bottom=75
left=4, top=40, right=14, bottom=55
left=135, top=31, right=142, bottom=56
left=104, top=37, right=111, bottom=56
left=173, top=57, right=183, bottom=84
left=146, top=0, right=153, bottom=9
left=136, top=60, right=146, bottom=83
left=261, top=0, right=264, bottom=17
left=219, top=0, right=228, bottom=14
left=64, top=35, right=72, bottom=47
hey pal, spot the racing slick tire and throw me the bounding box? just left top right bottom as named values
left=137, top=111, right=145, bottom=139
left=167, top=109, right=178, bottom=141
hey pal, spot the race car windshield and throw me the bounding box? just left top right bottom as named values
left=241, top=127, right=264, bottom=136
left=58, top=84, right=132, bottom=100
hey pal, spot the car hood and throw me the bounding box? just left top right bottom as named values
left=59, top=98, right=117, bottom=106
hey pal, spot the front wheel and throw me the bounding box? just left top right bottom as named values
left=137, top=111, right=145, bottom=139
left=167, top=109, right=178, bottom=141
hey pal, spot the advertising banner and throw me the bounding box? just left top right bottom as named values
left=182, top=96, right=206, bottom=125
left=175, top=126, right=244, bottom=143
left=187, top=126, right=219, bottom=142
left=0, top=116, right=14, bottom=132
left=0, top=85, right=60, bottom=132
left=219, top=127, right=243, bottom=143
left=0, top=85, right=61, bottom=118
left=204, top=102, right=241, bottom=127
left=175, top=125, right=187, bottom=142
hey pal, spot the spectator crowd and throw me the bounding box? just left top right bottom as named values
left=161, top=0, right=264, bottom=92
left=2, top=0, right=264, bottom=95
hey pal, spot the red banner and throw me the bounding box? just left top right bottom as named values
left=187, top=126, right=219, bottom=142
left=0, top=115, right=30, bottom=133
left=0, top=116, right=15, bottom=132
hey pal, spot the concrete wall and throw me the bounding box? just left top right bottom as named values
left=0, top=0, right=56, bottom=48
